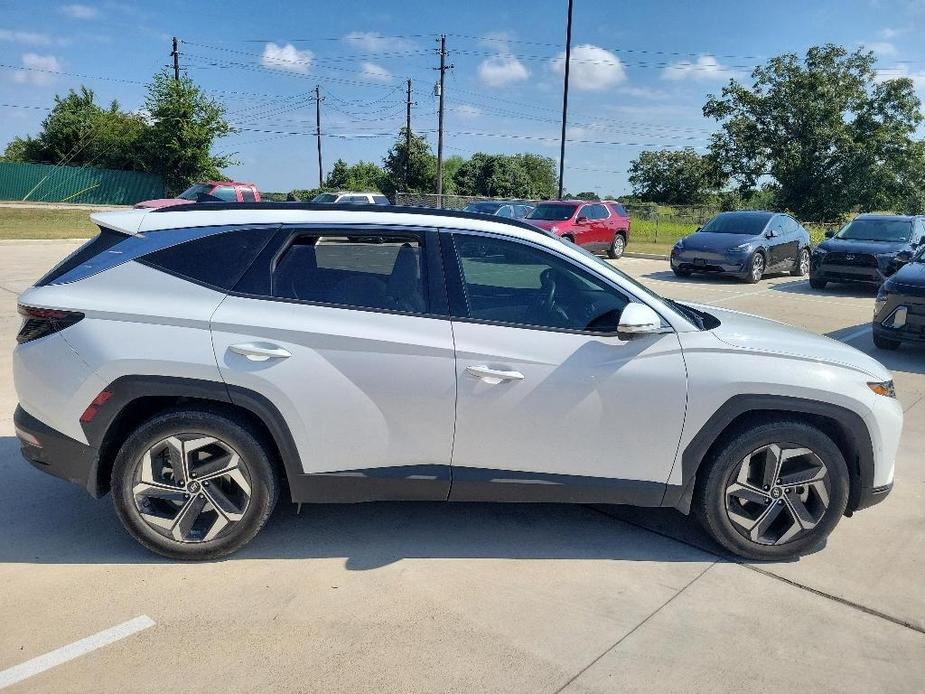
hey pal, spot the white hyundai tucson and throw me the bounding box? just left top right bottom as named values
left=12, top=203, right=901, bottom=560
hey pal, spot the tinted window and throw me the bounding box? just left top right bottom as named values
left=609, top=203, right=627, bottom=216
left=211, top=186, right=238, bottom=202
left=373, top=195, right=390, bottom=206
left=464, top=202, right=504, bottom=214
left=241, top=188, right=256, bottom=203
left=528, top=203, right=579, bottom=221
left=586, top=204, right=609, bottom=220
left=836, top=218, right=912, bottom=242
left=700, top=212, right=774, bottom=235
left=497, top=205, right=514, bottom=218
left=312, top=193, right=339, bottom=203
left=178, top=183, right=211, bottom=201
left=453, top=234, right=628, bottom=332
left=141, top=229, right=271, bottom=289
left=344, top=196, right=370, bottom=204
left=272, top=233, right=427, bottom=313
left=36, top=227, right=128, bottom=286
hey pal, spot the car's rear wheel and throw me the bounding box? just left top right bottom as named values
left=112, top=408, right=279, bottom=560
left=809, top=276, right=827, bottom=290
left=873, top=333, right=901, bottom=350
left=607, top=233, right=626, bottom=259
left=694, top=419, right=849, bottom=561
left=744, top=251, right=765, bottom=283
left=792, top=248, right=810, bottom=277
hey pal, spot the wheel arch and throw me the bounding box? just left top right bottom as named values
left=84, top=375, right=302, bottom=499
left=664, top=394, right=873, bottom=516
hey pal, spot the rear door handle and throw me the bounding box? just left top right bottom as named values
left=229, top=342, right=291, bottom=362
left=466, top=365, right=525, bottom=384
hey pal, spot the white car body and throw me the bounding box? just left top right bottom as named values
left=12, top=204, right=900, bottom=550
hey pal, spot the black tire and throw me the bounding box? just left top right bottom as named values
left=111, top=408, right=279, bottom=560
left=693, top=418, right=849, bottom=561
left=744, top=251, right=765, bottom=283
left=791, top=247, right=811, bottom=277
left=809, top=276, right=827, bottom=290
left=607, top=233, right=626, bottom=259
left=672, top=267, right=692, bottom=278
left=562, top=235, right=575, bottom=245
left=873, top=333, right=901, bottom=350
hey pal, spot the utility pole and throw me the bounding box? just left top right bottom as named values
left=434, top=35, right=452, bottom=207
left=314, top=85, right=324, bottom=188
left=405, top=78, right=412, bottom=192
left=557, top=0, right=574, bottom=199
left=171, top=37, right=180, bottom=81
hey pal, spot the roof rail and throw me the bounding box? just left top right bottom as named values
left=148, top=201, right=547, bottom=234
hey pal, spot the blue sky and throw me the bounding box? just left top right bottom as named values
left=2, top=0, right=925, bottom=195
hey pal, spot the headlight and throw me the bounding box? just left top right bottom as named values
left=673, top=240, right=685, bottom=251
left=550, top=226, right=559, bottom=234
left=812, top=246, right=827, bottom=256
left=728, top=243, right=751, bottom=253
left=867, top=380, right=896, bottom=398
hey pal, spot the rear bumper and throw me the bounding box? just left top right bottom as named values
left=14, top=405, right=103, bottom=497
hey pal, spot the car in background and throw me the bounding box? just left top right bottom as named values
left=671, top=211, right=811, bottom=284
left=525, top=200, right=630, bottom=259
left=872, top=242, right=925, bottom=350
left=311, top=191, right=391, bottom=205
left=135, top=181, right=261, bottom=209
left=463, top=200, right=535, bottom=219
left=810, top=214, right=925, bottom=290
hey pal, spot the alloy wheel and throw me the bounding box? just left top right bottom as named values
left=724, top=443, right=831, bottom=546
left=611, top=235, right=625, bottom=258
left=131, top=435, right=252, bottom=543
left=799, top=248, right=810, bottom=275
left=751, top=253, right=765, bottom=281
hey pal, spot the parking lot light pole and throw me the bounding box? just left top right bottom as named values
left=557, top=0, right=574, bottom=200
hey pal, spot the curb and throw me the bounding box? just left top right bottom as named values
left=624, top=251, right=669, bottom=260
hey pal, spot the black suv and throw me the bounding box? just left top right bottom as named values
left=810, top=214, right=925, bottom=289
left=873, top=243, right=925, bottom=349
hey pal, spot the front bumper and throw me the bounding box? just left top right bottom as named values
left=14, top=405, right=103, bottom=497
left=811, top=255, right=886, bottom=284
left=670, top=249, right=748, bottom=275
left=853, top=481, right=893, bottom=512
left=872, top=291, right=925, bottom=344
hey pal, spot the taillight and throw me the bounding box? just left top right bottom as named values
left=16, top=305, right=84, bottom=344
left=80, top=390, right=113, bottom=423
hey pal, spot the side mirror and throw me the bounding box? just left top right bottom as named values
left=886, top=250, right=913, bottom=277
left=617, top=304, right=663, bottom=338
left=576, top=216, right=588, bottom=224
left=824, top=230, right=835, bottom=238
left=694, top=226, right=702, bottom=233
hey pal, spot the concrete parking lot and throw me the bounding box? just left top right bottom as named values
left=0, top=240, right=923, bottom=693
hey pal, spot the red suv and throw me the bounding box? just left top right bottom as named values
left=135, top=181, right=262, bottom=209
left=525, top=200, right=630, bottom=258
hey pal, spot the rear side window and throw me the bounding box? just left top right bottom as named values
left=241, top=188, right=256, bottom=203
left=211, top=186, right=238, bottom=202
left=140, top=229, right=271, bottom=290
left=609, top=203, right=627, bottom=216
left=271, top=233, right=427, bottom=313
left=36, top=227, right=128, bottom=286
left=373, top=195, right=390, bottom=206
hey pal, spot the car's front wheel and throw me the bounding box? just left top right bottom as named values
left=112, top=408, right=279, bottom=560
left=744, top=251, right=765, bottom=283
left=694, top=419, right=849, bottom=561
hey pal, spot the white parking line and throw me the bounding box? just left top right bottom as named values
left=0, top=615, right=155, bottom=690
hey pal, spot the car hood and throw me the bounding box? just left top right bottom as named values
left=134, top=198, right=194, bottom=209
left=816, top=238, right=911, bottom=255
left=889, top=261, right=925, bottom=294
left=683, top=302, right=890, bottom=380
left=525, top=219, right=567, bottom=232
left=680, top=232, right=758, bottom=251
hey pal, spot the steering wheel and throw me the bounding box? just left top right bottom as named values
left=526, top=268, right=570, bottom=327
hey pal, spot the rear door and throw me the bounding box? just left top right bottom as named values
left=766, top=215, right=789, bottom=268
left=211, top=226, right=457, bottom=501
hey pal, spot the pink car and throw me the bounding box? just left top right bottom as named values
left=135, top=181, right=261, bottom=209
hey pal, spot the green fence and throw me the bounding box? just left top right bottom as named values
left=0, top=161, right=165, bottom=205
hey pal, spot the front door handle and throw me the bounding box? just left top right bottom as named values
left=466, top=365, right=525, bottom=384
left=229, top=342, right=291, bottom=362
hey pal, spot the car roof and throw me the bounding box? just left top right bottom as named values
left=854, top=213, right=917, bottom=221
left=205, top=180, right=255, bottom=186
left=91, top=202, right=555, bottom=241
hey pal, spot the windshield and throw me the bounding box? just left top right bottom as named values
left=312, top=193, right=339, bottom=203
left=464, top=202, right=504, bottom=214
left=836, top=219, right=912, bottom=242
left=178, top=184, right=211, bottom=201
left=528, top=203, right=579, bottom=221
left=700, top=212, right=774, bottom=235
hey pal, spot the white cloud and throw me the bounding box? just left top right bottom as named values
left=61, top=4, right=99, bottom=19
left=453, top=104, right=482, bottom=119
left=616, top=85, right=670, bottom=100
left=0, top=29, right=56, bottom=45
left=878, top=27, right=903, bottom=39
left=260, top=42, right=313, bottom=73
left=661, top=55, right=739, bottom=82
left=343, top=31, right=411, bottom=52
left=12, top=53, right=61, bottom=86
left=551, top=44, right=626, bottom=91
left=866, top=41, right=897, bottom=56
left=359, top=61, right=392, bottom=82
left=478, top=53, right=529, bottom=87
left=876, top=64, right=925, bottom=89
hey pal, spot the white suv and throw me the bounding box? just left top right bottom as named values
left=13, top=203, right=901, bottom=560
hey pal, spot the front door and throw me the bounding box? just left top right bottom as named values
left=445, top=231, right=688, bottom=505
left=211, top=227, right=456, bottom=501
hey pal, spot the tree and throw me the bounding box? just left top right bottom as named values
left=627, top=148, right=719, bottom=205
left=511, top=153, right=557, bottom=199
left=140, top=71, right=233, bottom=195
left=572, top=191, right=599, bottom=201
left=704, top=44, right=925, bottom=220
left=381, top=128, right=436, bottom=197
